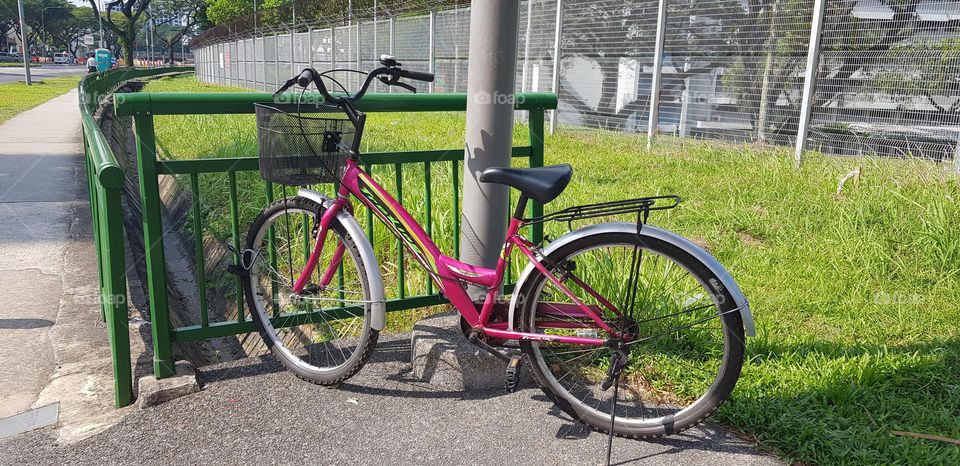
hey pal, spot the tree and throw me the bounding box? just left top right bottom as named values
left=48, top=7, right=98, bottom=57
left=88, top=0, right=151, bottom=65
left=151, top=0, right=204, bottom=63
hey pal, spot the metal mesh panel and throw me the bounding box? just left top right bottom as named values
left=557, top=0, right=659, bottom=131
left=658, top=1, right=810, bottom=143
left=434, top=8, right=470, bottom=92
left=294, top=32, right=309, bottom=63
left=232, top=42, right=240, bottom=85
left=255, top=37, right=265, bottom=89
left=517, top=0, right=558, bottom=95
left=312, top=28, right=333, bottom=67
left=181, top=1, right=960, bottom=166
left=278, top=34, right=293, bottom=65
left=333, top=26, right=361, bottom=91
left=808, top=0, right=960, bottom=161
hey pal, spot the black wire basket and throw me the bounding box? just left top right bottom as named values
left=254, top=103, right=360, bottom=186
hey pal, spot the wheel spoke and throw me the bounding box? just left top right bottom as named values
left=244, top=200, right=375, bottom=385
left=523, top=235, right=740, bottom=434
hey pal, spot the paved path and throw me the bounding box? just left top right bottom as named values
left=0, top=90, right=128, bottom=441
left=0, top=334, right=781, bottom=465
left=0, top=65, right=86, bottom=84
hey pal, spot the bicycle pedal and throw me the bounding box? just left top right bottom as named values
left=504, top=355, right=523, bottom=392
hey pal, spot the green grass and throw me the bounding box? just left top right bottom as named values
left=142, top=75, right=960, bottom=465
left=0, top=63, right=42, bottom=68
left=0, top=75, right=80, bottom=124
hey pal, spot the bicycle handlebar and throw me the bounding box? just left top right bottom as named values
left=283, top=65, right=435, bottom=105
left=398, top=69, right=435, bottom=83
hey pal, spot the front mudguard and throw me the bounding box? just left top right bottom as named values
left=507, top=222, right=755, bottom=337
left=298, top=189, right=386, bottom=331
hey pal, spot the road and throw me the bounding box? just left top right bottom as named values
left=0, top=65, right=86, bottom=84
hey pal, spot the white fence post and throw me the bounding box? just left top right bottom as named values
left=795, top=0, right=827, bottom=167
left=308, top=27, right=313, bottom=69
left=275, top=33, right=281, bottom=88
left=647, top=0, right=668, bottom=151
left=522, top=0, right=533, bottom=93
left=389, top=17, right=396, bottom=93
left=429, top=10, right=436, bottom=93
left=331, top=27, right=337, bottom=69
left=549, top=0, right=563, bottom=134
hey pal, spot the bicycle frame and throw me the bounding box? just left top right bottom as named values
left=292, top=157, right=617, bottom=346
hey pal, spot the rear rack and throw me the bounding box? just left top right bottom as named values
left=524, top=195, right=681, bottom=228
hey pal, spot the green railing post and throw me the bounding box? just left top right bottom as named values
left=101, top=186, right=133, bottom=407
left=133, top=114, right=175, bottom=379
left=528, top=109, right=545, bottom=245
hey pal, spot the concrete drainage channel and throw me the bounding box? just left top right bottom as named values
left=96, top=81, right=232, bottom=409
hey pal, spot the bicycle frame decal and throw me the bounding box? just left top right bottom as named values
left=354, top=169, right=438, bottom=274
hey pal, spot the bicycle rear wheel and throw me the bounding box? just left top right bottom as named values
left=517, top=228, right=745, bottom=438
left=244, top=196, right=378, bottom=385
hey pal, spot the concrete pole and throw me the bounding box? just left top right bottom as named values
left=461, top=0, right=521, bottom=298
left=795, top=0, right=827, bottom=167
left=549, top=0, right=563, bottom=133
left=646, top=0, right=667, bottom=151
left=16, top=0, right=31, bottom=84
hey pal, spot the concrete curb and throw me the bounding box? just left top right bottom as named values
left=136, top=361, right=200, bottom=409
left=410, top=312, right=529, bottom=391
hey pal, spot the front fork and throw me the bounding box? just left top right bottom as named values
left=291, top=196, right=348, bottom=294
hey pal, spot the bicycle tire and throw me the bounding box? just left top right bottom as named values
left=517, top=228, right=745, bottom=438
left=243, top=196, right=379, bottom=386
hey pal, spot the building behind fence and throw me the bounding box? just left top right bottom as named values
left=192, top=0, right=960, bottom=165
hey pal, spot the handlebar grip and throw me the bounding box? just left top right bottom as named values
left=399, top=69, right=434, bottom=82
left=297, top=69, right=314, bottom=88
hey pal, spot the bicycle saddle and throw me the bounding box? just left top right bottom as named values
left=479, top=164, right=573, bottom=204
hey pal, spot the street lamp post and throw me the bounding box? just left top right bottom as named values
left=98, top=0, right=104, bottom=48
left=16, top=0, right=31, bottom=84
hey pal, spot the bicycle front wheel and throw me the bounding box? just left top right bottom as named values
left=517, top=227, right=745, bottom=438
left=244, top=196, right=378, bottom=385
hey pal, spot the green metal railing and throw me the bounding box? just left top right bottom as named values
left=114, top=91, right=557, bottom=379
left=79, top=67, right=194, bottom=408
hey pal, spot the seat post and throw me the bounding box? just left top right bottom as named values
left=513, top=195, right=528, bottom=220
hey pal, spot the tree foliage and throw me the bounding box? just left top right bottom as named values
left=87, top=0, right=151, bottom=65
left=151, top=0, right=204, bottom=62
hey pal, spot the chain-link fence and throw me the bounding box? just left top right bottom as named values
left=192, top=0, right=960, bottom=166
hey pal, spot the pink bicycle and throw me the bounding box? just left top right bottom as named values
left=239, top=57, right=755, bottom=440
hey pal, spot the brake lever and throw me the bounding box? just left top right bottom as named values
left=394, top=81, right=417, bottom=93
left=378, top=74, right=418, bottom=94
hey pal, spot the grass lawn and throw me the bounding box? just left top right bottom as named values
left=0, top=75, right=80, bottom=124
left=141, top=75, right=960, bottom=465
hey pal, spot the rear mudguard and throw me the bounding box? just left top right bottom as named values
left=508, top=222, right=755, bottom=337
left=298, top=189, right=386, bottom=331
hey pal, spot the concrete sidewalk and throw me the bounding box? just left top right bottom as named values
left=0, top=333, right=781, bottom=465
left=0, top=90, right=129, bottom=441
